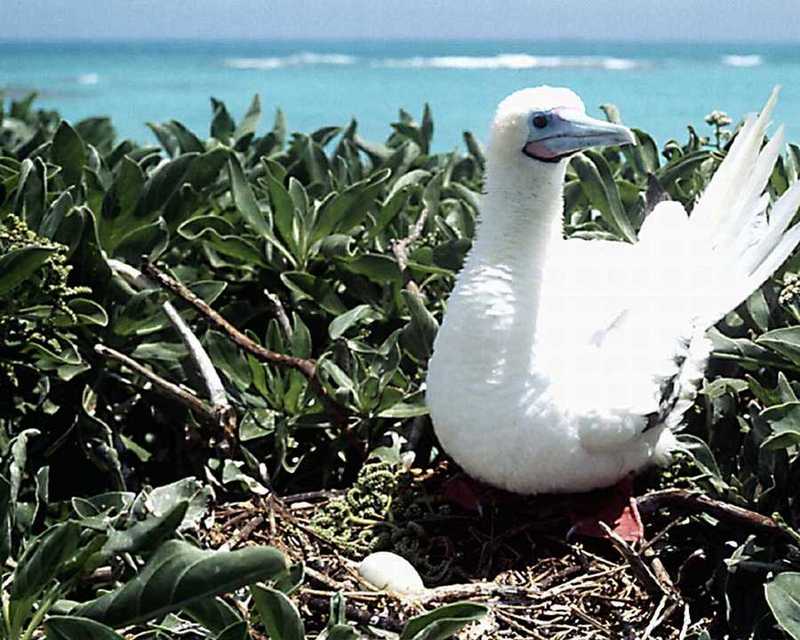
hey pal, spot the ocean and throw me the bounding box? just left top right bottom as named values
left=1, top=39, right=797, bottom=150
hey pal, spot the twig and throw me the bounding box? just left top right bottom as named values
left=392, top=206, right=429, bottom=273
left=420, top=580, right=531, bottom=604
left=264, top=289, right=292, bottom=339
left=141, top=261, right=354, bottom=435
left=678, top=603, right=691, bottom=640
left=142, top=261, right=317, bottom=378
left=495, top=610, right=548, bottom=640
left=304, top=596, right=404, bottom=633
left=637, top=489, right=792, bottom=540
left=109, top=259, right=237, bottom=442
left=598, top=523, right=668, bottom=599
left=95, top=344, right=220, bottom=429
left=282, top=489, right=345, bottom=505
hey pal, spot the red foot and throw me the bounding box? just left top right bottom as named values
left=441, top=474, right=490, bottom=514
left=568, top=475, right=644, bottom=543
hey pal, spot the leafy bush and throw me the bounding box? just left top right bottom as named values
left=3, top=90, right=800, bottom=637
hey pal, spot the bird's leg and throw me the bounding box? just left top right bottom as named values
left=567, top=474, right=645, bottom=543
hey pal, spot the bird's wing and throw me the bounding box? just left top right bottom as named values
left=536, top=205, right=705, bottom=451
left=539, top=89, right=800, bottom=454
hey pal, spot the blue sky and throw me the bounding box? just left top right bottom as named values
left=3, top=0, right=799, bottom=41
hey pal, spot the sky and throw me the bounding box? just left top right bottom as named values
left=3, top=0, right=799, bottom=42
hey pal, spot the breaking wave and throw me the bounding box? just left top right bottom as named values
left=77, top=73, right=100, bottom=85
left=722, top=54, right=763, bottom=67
left=224, top=53, right=357, bottom=69
left=377, top=54, right=643, bottom=70
left=223, top=52, right=645, bottom=71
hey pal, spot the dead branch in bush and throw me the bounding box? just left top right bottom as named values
left=109, top=259, right=237, bottom=442
left=599, top=522, right=671, bottom=599
left=141, top=261, right=358, bottom=447
left=392, top=206, right=430, bottom=294
left=637, top=489, right=793, bottom=540
left=95, top=344, right=222, bottom=432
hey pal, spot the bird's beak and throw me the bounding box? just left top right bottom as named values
left=523, top=109, right=636, bottom=162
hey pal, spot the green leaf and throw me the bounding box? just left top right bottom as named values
left=164, top=120, right=205, bottom=154
left=251, top=584, right=306, bottom=640
left=184, top=597, right=243, bottom=634
left=45, top=616, right=125, bottom=640
left=281, top=272, right=347, bottom=315
left=98, top=156, right=146, bottom=251
left=758, top=327, right=800, bottom=366
left=139, top=153, right=198, bottom=216
left=400, top=290, right=439, bottom=361
left=211, top=97, right=235, bottom=141
left=329, top=305, right=376, bottom=340
left=235, top=94, right=262, bottom=144
left=336, top=254, right=403, bottom=285
left=178, top=216, right=267, bottom=267
left=112, top=217, right=168, bottom=263
left=145, top=477, right=212, bottom=532
left=52, top=121, right=86, bottom=187
left=227, top=155, right=294, bottom=263
left=101, top=500, right=188, bottom=557
left=572, top=151, right=637, bottom=243
left=760, top=402, right=800, bottom=450
left=766, top=572, right=800, bottom=639
left=206, top=330, right=252, bottom=391
left=215, top=621, right=249, bottom=640
left=11, top=521, right=81, bottom=600
left=263, top=167, right=298, bottom=254
left=273, top=562, right=305, bottom=595
left=312, top=169, right=391, bottom=243
left=676, top=434, right=727, bottom=490
left=0, top=245, right=57, bottom=295
left=322, top=625, right=360, bottom=640
left=377, top=402, right=429, bottom=419
left=399, top=602, right=488, bottom=640
left=73, top=540, right=287, bottom=627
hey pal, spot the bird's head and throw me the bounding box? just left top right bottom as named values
left=489, top=86, right=635, bottom=164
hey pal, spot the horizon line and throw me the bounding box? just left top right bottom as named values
left=1, top=35, right=799, bottom=46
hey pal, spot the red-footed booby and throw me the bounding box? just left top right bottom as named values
left=427, top=86, right=800, bottom=496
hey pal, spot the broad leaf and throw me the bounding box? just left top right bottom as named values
left=46, top=616, right=124, bottom=640
left=73, top=540, right=287, bottom=627
left=399, top=602, right=488, bottom=640
left=251, top=584, right=305, bottom=640
left=766, top=572, right=800, bottom=639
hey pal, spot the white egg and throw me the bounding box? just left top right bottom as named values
left=357, top=551, right=425, bottom=593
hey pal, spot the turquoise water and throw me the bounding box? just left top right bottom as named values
left=1, top=39, right=799, bottom=149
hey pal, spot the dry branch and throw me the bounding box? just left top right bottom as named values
left=637, top=489, right=793, bottom=540
left=95, top=344, right=220, bottom=429
left=141, top=261, right=355, bottom=440
left=109, top=259, right=237, bottom=441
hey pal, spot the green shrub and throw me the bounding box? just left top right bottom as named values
left=3, top=90, right=800, bottom=637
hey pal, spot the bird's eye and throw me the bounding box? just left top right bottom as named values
left=532, top=113, right=548, bottom=129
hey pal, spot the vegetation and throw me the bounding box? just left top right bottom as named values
left=3, top=90, right=800, bottom=638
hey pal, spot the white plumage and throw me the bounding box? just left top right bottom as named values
left=426, top=86, right=800, bottom=494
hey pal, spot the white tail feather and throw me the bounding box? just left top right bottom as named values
left=687, top=87, right=800, bottom=326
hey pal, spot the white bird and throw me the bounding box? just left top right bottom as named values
left=426, top=86, right=800, bottom=495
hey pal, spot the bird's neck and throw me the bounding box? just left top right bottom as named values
left=433, top=155, right=566, bottom=386
left=475, top=157, right=566, bottom=273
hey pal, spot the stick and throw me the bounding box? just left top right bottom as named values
left=599, top=522, right=669, bottom=599
left=141, top=261, right=357, bottom=447
left=142, top=261, right=317, bottom=379
left=637, top=489, right=792, bottom=540
left=264, top=289, right=292, bottom=339
left=95, top=344, right=219, bottom=428
left=109, top=259, right=237, bottom=441
left=391, top=206, right=429, bottom=273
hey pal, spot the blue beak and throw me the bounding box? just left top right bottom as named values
left=523, top=109, right=636, bottom=162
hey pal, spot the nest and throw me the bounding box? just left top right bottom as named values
left=201, top=461, right=723, bottom=639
